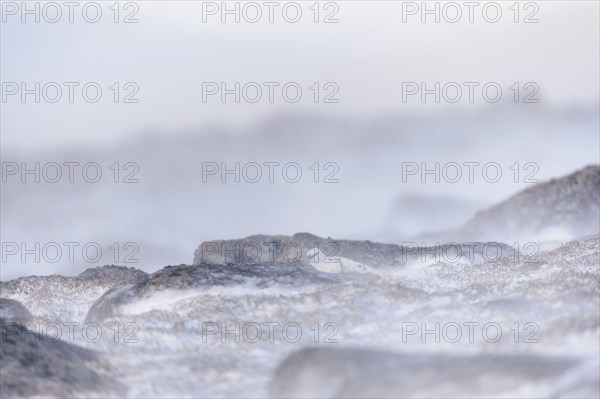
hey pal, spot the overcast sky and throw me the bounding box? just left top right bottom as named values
left=2, top=1, right=599, bottom=150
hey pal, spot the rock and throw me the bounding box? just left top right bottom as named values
left=0, top=318, right=124, bottom=398
left=0, top=298, right=32, bottom=323
left=76, top=265, right=147, bottom=282
left=269, top=347, right=589, bottom=398
left=193, top=233, right=517, bottom=268
left=0, top=265, right=148, bottom=324
left=452, top=165, right=600, bottom=242
left=85, top=263, right=341, bottom=323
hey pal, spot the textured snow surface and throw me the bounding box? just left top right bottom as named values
left=1, top=235, right=598, bottom=398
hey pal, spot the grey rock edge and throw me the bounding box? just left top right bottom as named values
left=0, top=298, right=33, bottom=324
left=193, top=232, right=517, bottom=267
left=0, top=319, right=125, bottom=398
left=443, top=164, right=600, bottom=242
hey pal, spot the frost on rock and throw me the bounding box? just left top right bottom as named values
left=0, top=298, right=32, bottom=324
left=0, top=319, right=124, bottom=398
left=269, top=347, right=594, bottom=398
left=449, top=165, right=600, bottom=243
left=1, top=167, right=598, bottom=398
left=193, top=232, right=517, bottom=269
left=0, top=265, right=148, bottom=325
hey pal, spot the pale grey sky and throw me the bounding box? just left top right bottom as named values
left=1, top=1, right=599, bottom=150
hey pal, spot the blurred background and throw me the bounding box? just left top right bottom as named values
left=1, top=1, right=599, bottom=279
